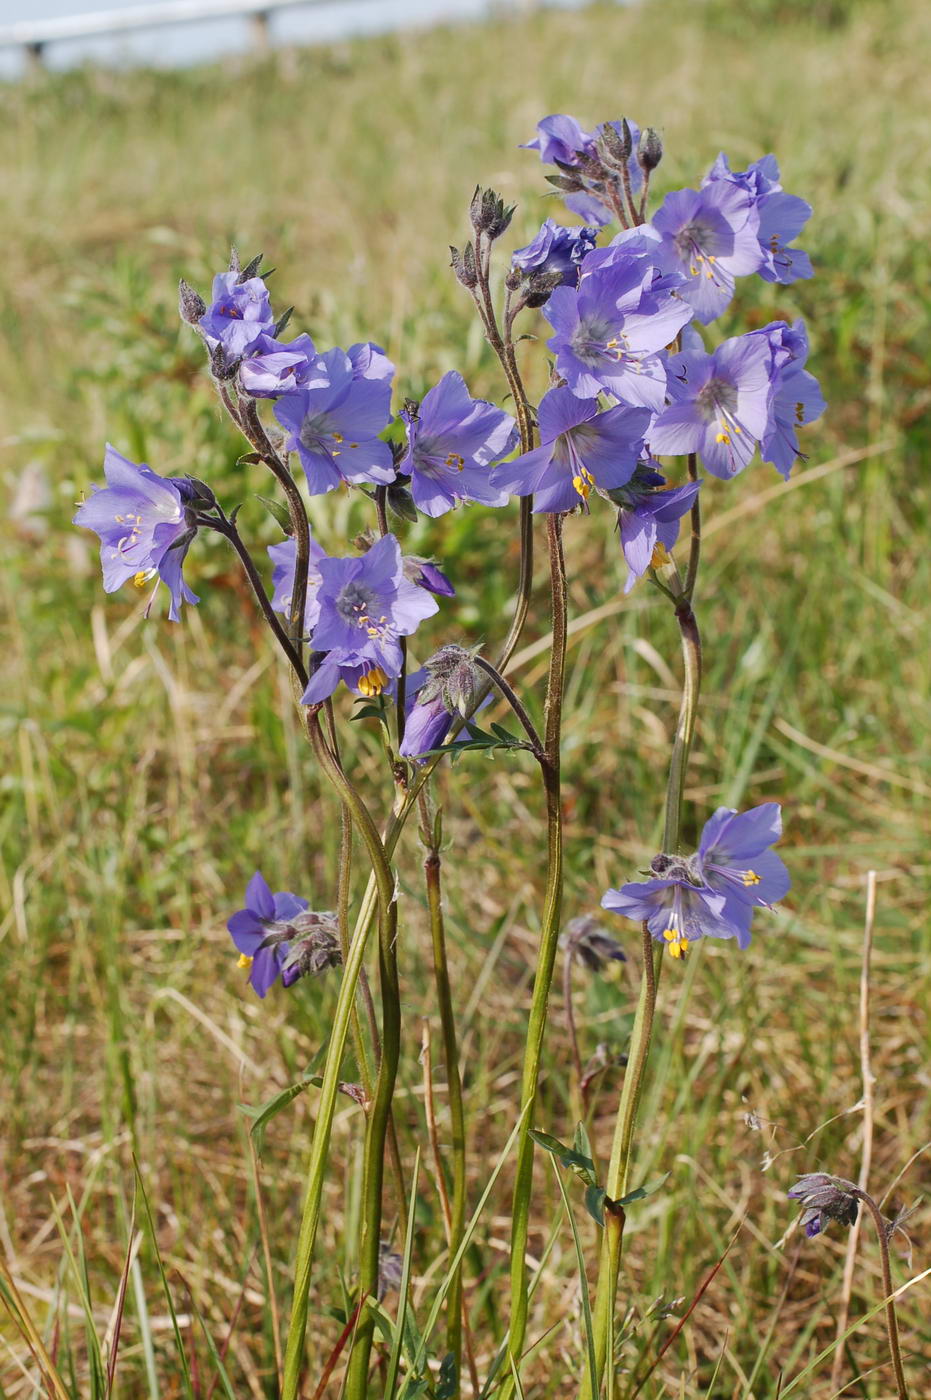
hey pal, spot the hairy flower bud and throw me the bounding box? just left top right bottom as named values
left=596, top=118, right=632, bottom=170
left=387, top=482, right=419, bottom=523
left=788, top=1173, right=860, bottom=1238
left=418, top=643, right=482, bottom=717
left=469, top=186, right=515, bottom=240
left=638, top=127, right=663, bottom=172
left=524, top=269, right=565, bottom=309
left=562, top=914, right=627, bottom=971
left=450, top=243, right=478, bottom=290
left=178, top=278, right=206, bottom=327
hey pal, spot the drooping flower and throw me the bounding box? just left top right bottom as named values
left=561, top=914, right=627, bottom=971
left=274, top=347, right=395, bottom=494
left=521, top=113, right=598, bottom=167
left=649, top=183, right=763, bottom=323
left=398, top=371, right=516, bottom=518
left=511, top=219, right=600, bottom=288
left=704, top=153, right=813, bottom=285
left=399, top=646, right=485, bottom=761
left=267, top=532, right=330, bottom=633
left=751, top=319, right=826, bottom=478
left=490, top=386, right=650, bottom=512
left=199, top=270, right=275, bottom=360
left=544, top=261, right=693, bottom=410
left=402, top=556, right=456, bottom=597
left=239, top=332, right=320, bottom=398
left=73, top=444, right=202, bottom=621
left=520, top=114, right=644, bottom=225
left=609, top=463, right=702, bottom=591
left=649, top=333, right=776, bottom=478
left=787, top=1174, right=859, bottom=1238
left=601, top=803, right=789, bottom=957
left=301, top=534, right=439, bottom=704
left=227, top=870, right=310, bottom=998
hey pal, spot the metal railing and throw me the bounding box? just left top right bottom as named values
left=0, top=0, right=541, bottom=71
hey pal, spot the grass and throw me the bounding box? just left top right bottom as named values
left=1, top=0, right=930, bottom=1394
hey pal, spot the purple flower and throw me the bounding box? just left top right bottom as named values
left=200, top=271, right=275, bottom=360
left=490, top=387, right=650, bottom=512
left=274, top=348, right=395, bottom=494
left=399, top=646, right=486, bottom=761
left=650, top=183, right=763, bottom=323
left=347, top=341, right=395, bottom=384
left=512, top=219, right=599, bottom=288
left=704, top=153, right=813, bottom=285
left=227, top=870, right=310, bottom=998
left=521, top=113, right=598, bottom=167
left=301, top=534, right=439, bottom=704
left=399, top=371, right=515, bottom=518
left=73, top=444, right=200, bottom=621
left=544, top=261, right=693, bottom=410
left=601, top=803, right=789, bottom=957
left=399, top=681, right=454, bottom=760
left=239, top=332, right=320, bottom=398
left=267, top=533, right=330, bottom=633
left=402, top=556, right=456, bottom=597
left=611, top=464, right=702, bottom=591
left=649, top=333, right=775, bottom=479
left=752, top=319, right=826, bottom=478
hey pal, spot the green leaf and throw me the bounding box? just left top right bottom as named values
left=437, top=1354, right=458, bottom=1399
left=239, top=1044, right=329, bottom=1149
left=529, top=1129, right=597, bottom=1184
left=254, top=493, right=293, bottom=535
left=584, top=1184, right=607, bottom=1227
left=614, top=1172, right=670, bottom=1208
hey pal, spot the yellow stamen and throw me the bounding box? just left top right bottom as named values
left=237, top=953, right=253, bottom=970
left=662, top=928, right=690, bottom=960
left=650, top=542, right=671, bottom=569
left=742, top=870, right=761, bottom=887
left=715, top=432, right=731, bottom=444
left=333, top=432, right=344, bottom=443
left=132, top=570, right=152, bottom=588
left=572, top=466, right=595, bottom=501
left=357, top=666, right=389, bottom=697
left=794, top=401, right=805, bottom=424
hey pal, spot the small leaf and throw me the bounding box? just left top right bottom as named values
left=529, top=1130, right=596, bottom=1183
left=437, top=1354, right=458, bottom=1399
left=237, top=452, right=263, bottom=466
left=584, top=1184, right=607, bottom=1227
left=255, top=493, right=293, bottom=535
left=614, top=1172, right=670, bottom=1208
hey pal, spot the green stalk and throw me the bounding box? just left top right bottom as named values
left=281, top=712, right=398, bottom=1400
left=585, top=595, right=702, bottom=1397
left=419, top=791, right=468, bottom=1389
left=506, top=512, right=568, bottom=1378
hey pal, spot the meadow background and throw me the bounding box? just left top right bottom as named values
left=2, top=0, right=930, bottom=1393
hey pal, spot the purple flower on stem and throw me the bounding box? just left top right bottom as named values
left=611, top=464, right=702, bottom=591
left=491, top=387, right=650, bottom=512
left=301, top=534, right=439, bottom=704
left=752, top=319, right=826, bottom=478
left=601, top=803, right=789, bottom=957
left=239, top=332, right=320, bottom=398
left=399, top=371, right=515, bottom=518
left=512, top=219, right=600, bottom=288
left=649, top=333, right=775, bottom=479
left=399, top=646, right=487, bottom=761
left=267, top=532, right=330, bottom=633
left=402, top=557, right=456, bottom=597
left=73, top=444, right=200, bottom=621
left=274, top=348, right=395, bottom=494
left=521, top=113, right=598, bottom=167
left=650, top=183, right=763, bottom=323
left=788, top=1174, right=859, bottom=1238
left=200, top=271, right=275, bottom=359
left=399, top=675, right=454, bottom=761
left=520, top=114, right=644, bottom=225
left=704, top=153, right=813, bottom=285
left=544, top=261, right=693, bottom=410
left=227, top=870, right=310, bottom=998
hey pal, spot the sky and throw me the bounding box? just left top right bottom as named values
left=0, top=0, right=593, bottom=78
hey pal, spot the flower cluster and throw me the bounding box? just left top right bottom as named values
left=227, top=871, right=341, bottom=998
left=602, top=804, right=790, bottom=958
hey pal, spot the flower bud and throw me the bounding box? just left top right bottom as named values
left=178, top=278, right=206, bottom=327
left=638, top=127, right=663, bottom=173
left=596, top=119, right=632, bottom=169
left=387, top=482, right=419, bottom=524
left=787, top=1173, right=860, bottom=1237
left=562, top=914, right=627, bottom=972
left=524, top=269, right=565, bottom=309
left=450, top=243, right=478, bottom=290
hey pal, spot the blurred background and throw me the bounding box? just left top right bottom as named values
left=1, top=0, right=929, bottom=1394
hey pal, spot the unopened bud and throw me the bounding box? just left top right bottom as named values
left=787, top=1173, right=860, bottom=1238
left=596, top=119, right=632, bottom=170
left=505, top=265, right=523, bottom=292
left=638, top=127, right=663, bottom=173
left=524, top=269, right=565, bottom=309
left=450, top=243, right=478, bottom=290
left=238, top=252, right=264, bottom=284
left=469, top=186, right=515, bottom=240
left=387, top=483, right=419, bottom=524
left=178, top=278, right=206, bottom=327
left=561, top=914, right=627, bottom=972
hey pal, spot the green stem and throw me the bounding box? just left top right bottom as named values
left=586, top=590, right=703, bottom=1398
left=419, top=792, right=468, bottom=1390
left=506, top=512, right=567, bottom=1377
left=281, top=712, right=398, bottom=1400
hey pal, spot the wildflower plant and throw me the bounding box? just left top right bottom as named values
left=73, top=112, right=839, bottom=1400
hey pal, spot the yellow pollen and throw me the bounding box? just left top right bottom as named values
left=689, top=264, right=698, bottom=276
left=650, top=542, right=671, bottom=569
left=794, top=401, right=805, bottom=424
left=742, top=869, right=761, bottom=886
left=357, top=666, right=389, bottom=697
left=237, top=953, right=253, bottom=970
left=132, top=571, right=151, bottom=588
left=715, top=432, right=731, bottom=444
left=705, top=270, right=714, bottom=279
left=606, top=337, right=619, bottom=349
left=349, top=442, right=359, bottom=448
left=444, top=452, right=464, bottom=470
left=572, top=466, right=595, bottom=501
left=707, top=255, right=716, bottom=264
left=333, top=432, right=344, bottom=443
left=662, top=929, right=690, bottom=960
